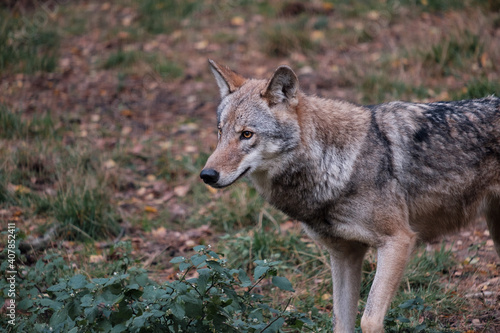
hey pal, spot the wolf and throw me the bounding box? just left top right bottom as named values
left=200, top=59, right=500, bottom=332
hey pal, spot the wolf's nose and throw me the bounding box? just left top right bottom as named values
left=200, top=169, right=220, bottom=185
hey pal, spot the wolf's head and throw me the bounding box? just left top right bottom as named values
left=200, top=60, right=301, bottom=188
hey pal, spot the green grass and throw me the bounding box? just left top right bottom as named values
left=0, top=105, right=121, bottom=241
left=51, top=184, right=120, bottom=241
left=102, top=51, right=184, bottom=79
left=219, top=217, right=463, bottom=331
left=453, top=78, right=500, bottom=99
left=424, top=31, right=483, bottom=76
left=189, top=182, right=273, bottom=232
left=153, top=59, right=184, bottom=79
left=261, top=16, right=318, bottom=57
left=137, top=0, right=204, bottom=34
left=408, top=0, right=468, bottom=12
left=359, top=75, right=431, bottom=104
left=331, top=0, right=481, bottom=16
left=102, top=50, right=139, bottom=69
left=360, top=245, right=462, bottom=331
left=0, top=9, right=60, bottom=73
left=0, top=105, right=58, bottom=140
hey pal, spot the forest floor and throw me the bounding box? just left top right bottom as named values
left=1, top=0, right=499, bottom=331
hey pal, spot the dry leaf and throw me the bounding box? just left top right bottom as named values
left=205, top=184, right=218, bottom=194
left=144, top=206, right=158, bottom=214
left=151, top=227, right=167, bottom=238
left=121, top=109, right=133, bottom=117
left=90, top=255, right=106, bottom=263
left=121, top=126, right=132, bottom=136
left=159, top=141, right=172, bottom=150
left=104, top=159, right=117, bottom=169
left=194, top=40, right=208, bottom=50
left=137, top=187, right=147, bottom=196
left=310, top=30, right=325, bottom=41
left=174, top=185, right=190, bottom=197
left=230, top=16, right=245, bottom=26
left=184, top=145, right=197, bottom=153
left=14, top=185, right=31, bottom=194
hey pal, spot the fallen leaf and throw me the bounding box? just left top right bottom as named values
left=159, top=141, right=172, bottom=150
left=90, top=255, right=106, bottom=263
left=310, top=30, right=325, bottom=41
left=194, top=40, right=208, bottom=50
left=151, top=227, right=167, bottom=238
left=155, top=192, right=174, bottom=204
left=144, top=206, right=158, bottom=214
left=184, top=145, right=197, bottom=153
left=205, top=184, right=218, bottom=194
left=104, top=159, right=117, bottom=169
left=118, top=31, right=130, bottom=39
left=121, top=109, right=133, bottom=117
left=121, top=126, right=132, bottom=136
left=230, top=16, right=245, bottom=26
left=131, top=144, right=144, bottom=154
left=122, top=16, right=133, bottom=27
left=480, top=53, right=489, bottom=67
left=14, top=185, right=31, bottom=194
left=174, top=185, right=190, bottom=197
left=137, top=187, right=147, bottom=196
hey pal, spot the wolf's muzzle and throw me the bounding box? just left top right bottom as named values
left=200, top=168, right=220, bottom=185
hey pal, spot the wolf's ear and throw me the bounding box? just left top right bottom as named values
left=261, top=65, right=299, bottom=106
left=208, top=59, right=246, bottom=99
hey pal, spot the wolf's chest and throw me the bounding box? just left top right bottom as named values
left=251, top=171, right=337, bottom=222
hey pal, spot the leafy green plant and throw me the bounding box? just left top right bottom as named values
left=0, top=243, right=313, bottom=332
left=383, top=296, right=432, bottom=332
left=359, top=245, right=461, bottom=332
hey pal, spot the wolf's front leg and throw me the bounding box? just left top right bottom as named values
left=360, top=229, right=416, bottom=333
left=328, top=241, right=368, bottom=333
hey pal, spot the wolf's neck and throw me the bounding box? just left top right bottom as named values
left=249, top=95, right=370, bottom=217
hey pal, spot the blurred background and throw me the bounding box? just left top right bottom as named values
left=1, top=0, right=499, bottom=331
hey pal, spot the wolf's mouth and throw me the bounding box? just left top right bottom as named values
left=235, top=167, right=251, bottom=182
left=216, top=167, right=251, bottom=188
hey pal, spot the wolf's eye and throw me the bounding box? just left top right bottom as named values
left=241, top=131, right=253, bottom=140
left=218, top=128, right=222, bottom=136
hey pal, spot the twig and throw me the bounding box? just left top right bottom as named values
left=260, top=315, right=284, bottom=333
left=465, top=291, right=497, bottom=299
